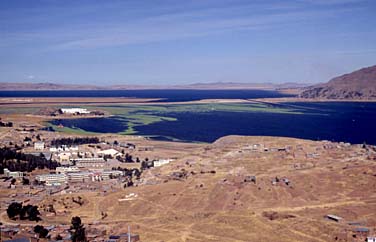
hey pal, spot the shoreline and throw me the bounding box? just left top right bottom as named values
left=1, top=96, right=376, bottom=107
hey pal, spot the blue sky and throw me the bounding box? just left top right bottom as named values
left=0, top=0, right=375, bottom=85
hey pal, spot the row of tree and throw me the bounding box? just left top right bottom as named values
left=7, top=202, right=41, bottom=221
left=8, top=203, right=87, bottom=241
left=0, top=147, right=60, bottom=173
left=116, top=153, right=141, bottom=163
left=33, top=217, right=87, bottom=241
left=51, top=137, right=100, bottom=146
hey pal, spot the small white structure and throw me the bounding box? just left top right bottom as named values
left=34, top=141, right=45, bottom=150
left=60, top=108, right=90, bottom=114
left=367, top=237, right=376, bottom=242
left=325, top=214, right=343, bottom=222
left=118, top=193, right=138, bottom=201
left=3, top=168, right=23, bottom=178
left=153, top=159, right=173, bottom=167
left=97, top=148, right=120, bottom=158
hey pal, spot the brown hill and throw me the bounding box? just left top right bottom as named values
left=28, top=136, right=376, bottom=241
left=300, top=65, right=376, bottom=100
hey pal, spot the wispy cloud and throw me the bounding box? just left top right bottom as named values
left=0, top=1, right=370, bottom=52
left=297, top=0, right=367, bottom=5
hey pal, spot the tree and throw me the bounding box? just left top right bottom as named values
left=70, top=216, right=86, bottom=242
left=24, top=137, right=32, bottom=142
left=7, top=202, right=41, bottom=221
left=39, top=228, right=49, bottom=238
left=27, top=205, right=41, bottom=221
left=7, top=202, right=22, bottom=219
left=34, top=225, right=48, bottom=238
left=19, top=204, right=40, bottom=221
left=22, top=177, right=30, bottom=185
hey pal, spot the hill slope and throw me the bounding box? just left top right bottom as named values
left=29, top=136, right=376, bottom=241
left=300, top=65, right=376, bottom=100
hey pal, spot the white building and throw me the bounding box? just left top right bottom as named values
left=67, top=171, right=92, bottom=182
left=36, top=173, right=67, bottom=186
left=153, top=159, right=174, bottom=167
left=97, top=148, right=120, bottom=158
left=34, top=141, right=45, bottom=150
left=73, top=158, right=106, bottom=168
left=51, top=145, right=79, bottom=152
left=56, top=166, right=80, bottom=174
left=60, top=108, right=90, bottom=114
left=58, top=152, right=72, bottom=164
left=101, top=170, right=123, bottom=180
left=3, top=168, right=23, bottom=178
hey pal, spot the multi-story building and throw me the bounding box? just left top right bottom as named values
left=56, top=166, right=80, bottom=174
left=73, top=158, right=106, bottom=168
left=101, top=170, right=123, bottom=180
left=67, top=171, right=92, bottom=182
left=3, top=168, right=23, bottom=178
left=35, top=173, right=67, bottom=186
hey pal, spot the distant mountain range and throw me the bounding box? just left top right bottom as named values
left=0, top=81, right=309, bottom=91
left=300, top=65, right=376, bottom=100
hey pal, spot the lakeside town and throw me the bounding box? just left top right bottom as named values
left=1, top=107, right=376, bottom=241
left=1, top=108, right=181, bottom=241
left=2, top=0, right=376, bottom=240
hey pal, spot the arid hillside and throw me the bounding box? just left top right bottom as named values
left=29, top=136, right=376, bottom=241
left=300, top=65, right=376, bottom=100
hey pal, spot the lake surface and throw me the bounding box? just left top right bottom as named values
left=0, top=90, right=291, bottom=102
left=52, top=117, right=127, bottom=133
left=50, top=102, right=376, bottom=145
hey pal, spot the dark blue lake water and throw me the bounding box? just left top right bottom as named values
left=50, top=102, right=376, bottom=145
left=0, top=90, right=291, bottom=102
left=52, top=117, right=127, bottom=133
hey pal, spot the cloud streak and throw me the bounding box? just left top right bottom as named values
left=0, top=1, right=366, bottom=50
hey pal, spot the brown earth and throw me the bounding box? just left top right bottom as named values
left=8, top=135, right=374, bottom=242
